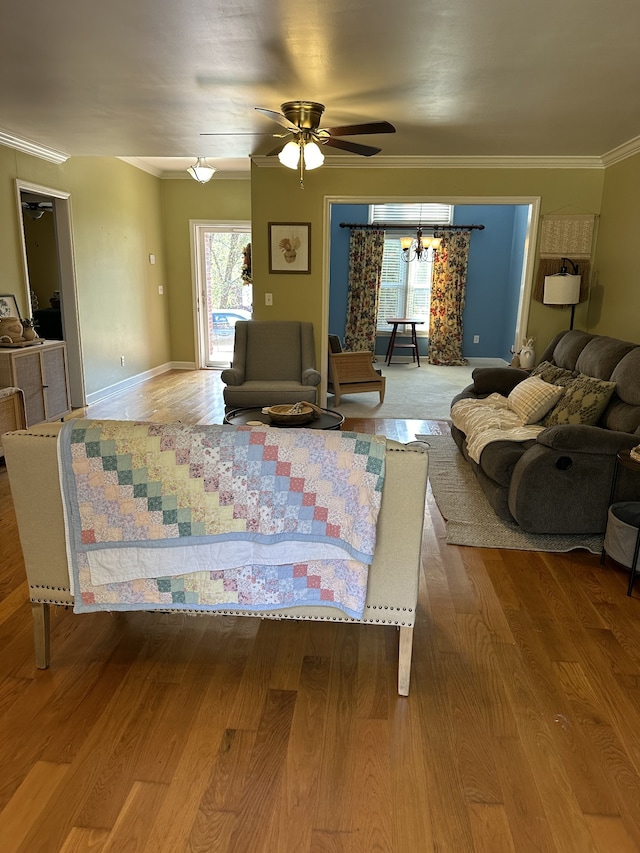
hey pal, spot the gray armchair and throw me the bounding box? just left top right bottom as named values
left=221, top=320, right=321, bottom=411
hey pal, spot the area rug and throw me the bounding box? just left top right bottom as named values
left=330, top=362, right=475, bottom=421
left=421, top=433, right=604, bottom=553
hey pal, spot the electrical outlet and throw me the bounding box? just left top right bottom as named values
left=120, top=355, right=125, bottom=367
left=265, top=293, right=273, bottom=306
left=473, top=335, right=480, bottom=344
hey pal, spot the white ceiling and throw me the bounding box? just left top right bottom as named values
left=3, top=0, right=640, bottom=176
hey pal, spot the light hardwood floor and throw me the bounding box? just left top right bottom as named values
left=2, top=369, right=640, bottom=852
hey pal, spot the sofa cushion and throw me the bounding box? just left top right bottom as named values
left=550, top=330, right=595, bottom=371
left=575, top=336, right=637, bottom=380
left=479, top=439, right=535, bottom=487
left=542, top=373, right=616, bottom=426
left=507, top=376, right=565, bottom=424
left=531, top=360, right=576, bottom=386
left=609, top=348, right=640, bottom=406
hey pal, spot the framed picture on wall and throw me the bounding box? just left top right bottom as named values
left=0, top=295, right=21, bottom=319
left=268, top=222, right=311, bottom=274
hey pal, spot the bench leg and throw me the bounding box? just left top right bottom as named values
left=397, top=625, right=414, bottom=696
left=31, top=602, right=51, bottom=669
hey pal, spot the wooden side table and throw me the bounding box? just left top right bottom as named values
left=385, top=318, right=424, bottom=366
left=601, top=449, right=640, bottom=595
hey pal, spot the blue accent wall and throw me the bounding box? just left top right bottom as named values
left=329, top=202, right=529, bottom=360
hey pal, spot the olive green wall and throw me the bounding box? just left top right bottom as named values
left=588, top=152, right=640, bottom=341
left=250, top=162, right=606, bottom=366
left=160, top=177, right=251, bottom=363
left=1, top=143, right=638, bottom=404
left=0, top=146, right=170, bottom=397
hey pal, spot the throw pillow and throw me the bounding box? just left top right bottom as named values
left=542, top=373, right=616, bottom=426
left=532, top=360, right=576, bottom=387
left=507, top=376, right=566, bottom=425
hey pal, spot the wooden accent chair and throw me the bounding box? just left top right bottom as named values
left=327, top=335, right=386, bottom=405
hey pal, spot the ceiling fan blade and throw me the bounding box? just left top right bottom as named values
left=322, top=121, right=396, bottom=137
left=255, top=107, right=299, bottom=132
left=323, top=137, right=382, bottom=157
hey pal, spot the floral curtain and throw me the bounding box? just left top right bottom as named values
left=344, top=228, right=385, bottom=352
left=428, top=231, right=471, bottom=365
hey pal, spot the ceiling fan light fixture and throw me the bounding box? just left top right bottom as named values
left=277, top=140, right=301, bottom=170
left=25, top=207, right=45, bottom=220
left=303, top=140, right=324, bottom=170
left=187, top=157, right=216, bottom=184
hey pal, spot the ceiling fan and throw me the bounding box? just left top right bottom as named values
left=202, top=100, right=395, bottom=186
left=21, top=200, right=53, bottom=220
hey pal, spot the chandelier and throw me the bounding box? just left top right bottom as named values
left=400, top=227, right=442, bottom=263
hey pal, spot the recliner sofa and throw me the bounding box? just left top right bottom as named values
left=450, top=330, right=640, bottom=534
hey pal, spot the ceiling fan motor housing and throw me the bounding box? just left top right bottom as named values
left=281, top=101, right=325, bottom=129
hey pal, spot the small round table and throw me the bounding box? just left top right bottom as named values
left=224, top=406, right=345, bottom=430
left=385, top=318, right=424, bottom=366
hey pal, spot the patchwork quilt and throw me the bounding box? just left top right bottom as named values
left=58, top=420, right=386, bottom=619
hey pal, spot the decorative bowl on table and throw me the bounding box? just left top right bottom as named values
left=266, top=403, right=314, bottom=425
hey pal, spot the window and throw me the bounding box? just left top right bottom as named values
left=371, top=204, right=453, bottom=333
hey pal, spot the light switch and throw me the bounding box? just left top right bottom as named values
left=149, top=253, right=156, bottom=265
left=265, top=293, right=273, bottom=306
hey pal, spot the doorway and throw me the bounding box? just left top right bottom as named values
left=15, top=179, right=86, bottom=408
left=190, top=221, right=252, bottom=368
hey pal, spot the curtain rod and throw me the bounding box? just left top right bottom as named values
left=339, top=222, right=484, bottom=231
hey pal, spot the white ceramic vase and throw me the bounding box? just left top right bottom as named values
left=520, top=346, right=535, bottom=370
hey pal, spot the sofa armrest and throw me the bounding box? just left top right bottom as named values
left=220, top=367, right=244, bottom=386
left=302, top=367, right=321, bottom=386
left=536, top=424, right=638, bottom=455
left=471, top=366, right=529, bottom=396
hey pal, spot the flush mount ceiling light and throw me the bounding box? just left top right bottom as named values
left=187, top=157, right=216, bottom=184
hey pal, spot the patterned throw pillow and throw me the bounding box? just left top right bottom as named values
left=507, top=376, right=566, bottom=425
left=532, top=360, right=576, bottom=387
left=542, top=373, right=616, bottom=426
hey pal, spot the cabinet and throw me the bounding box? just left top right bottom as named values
left=0, top=388, right=26, bottom=456
left=0, top=341, right=71, bottom=427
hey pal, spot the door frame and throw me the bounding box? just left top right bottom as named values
left=14, top=179, right=86, bottom=408
left=189, top=219, right=251, bottom=369
left=321, top=194, right=540, bottom=405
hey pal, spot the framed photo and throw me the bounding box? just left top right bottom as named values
left=0, top=294, right=21, bottom=319
left=268, top=222, right=311, bottom=274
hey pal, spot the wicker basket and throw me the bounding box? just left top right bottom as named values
left=266, top=404, right=314, bottom=425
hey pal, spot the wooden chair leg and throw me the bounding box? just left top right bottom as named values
left=397, top=625, right=414, bottom=696
left=31, top=602, right=51, bottom=669
left=379, top=378, right=386, bottom=404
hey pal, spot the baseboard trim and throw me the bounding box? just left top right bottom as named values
left=86, top=361, right=196, bottom=405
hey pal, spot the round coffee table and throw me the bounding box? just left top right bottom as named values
left=224, top=406, right=345, bottom=430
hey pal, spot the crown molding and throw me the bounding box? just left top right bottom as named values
left=118, top=156, right=163, bottom=177
left=160, top=170, right=250, bottom=181
left=0, top=130, right=69, bottom=164
left=251, top=154, right=604, bottom=170
left=601, top=135, right=640, bottom=167
left=119, top=157, right=250, bottom=180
